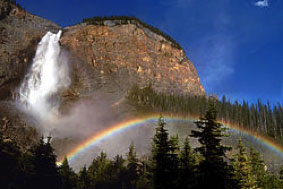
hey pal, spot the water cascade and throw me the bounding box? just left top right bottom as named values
left=18, top=31, right=70, bottom=121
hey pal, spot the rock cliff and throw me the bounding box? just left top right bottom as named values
left=61, top=22, right=204, bottom=99
left=0, top=4, right=204, bottom=150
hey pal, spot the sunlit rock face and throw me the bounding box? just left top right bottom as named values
left=0, top=3, right=205, bottom=152
left=60, top=23, right=204, bottom=100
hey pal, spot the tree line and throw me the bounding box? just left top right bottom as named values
left=127, top=84, right=283, bottom=143
left=1, top=101, right=283, bottom=188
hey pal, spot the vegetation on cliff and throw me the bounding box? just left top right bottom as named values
left=82, top=16, right=182, bottom=50
left=1, top=103, right=283, bottom=188
left=127, top=84, right=283, bottom=144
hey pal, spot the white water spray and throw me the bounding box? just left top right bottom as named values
left=18, top=31, right=70, bottom=121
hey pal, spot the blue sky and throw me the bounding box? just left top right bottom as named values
left=18, top=0, right=283, bottom=104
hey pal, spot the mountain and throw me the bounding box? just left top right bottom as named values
left=0, top=2, right=204, bottom=150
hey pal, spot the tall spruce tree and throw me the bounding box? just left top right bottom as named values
left=136, top=156, right=151, bottom=189
left=231, top=137, right=256, bottom=189
left=111, top=154, right=127, bottom=188
left=191, top=101, right=236, bottom=189
left=151, top=116, right=178, bottom=189
left=78, top=165, right=90, bottom=189
left=59, top=157, right=77, bottom=189
left=179, top=137, right=196, bottom=188
left=87, top=152, right=112, bottom=188
left=249, top=147, right=266, bottom=188
left=31, top=136, right=60, bottom=189
left=262, top=173, right=281, bottom=189
left=126, top=142, right=139, bottom=188
left=169, top=135, right=180, bottom=187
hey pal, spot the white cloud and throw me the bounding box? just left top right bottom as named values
left=254, top=0, right=269, bottom=8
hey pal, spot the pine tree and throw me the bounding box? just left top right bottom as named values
left=31, top=136, right=60, bottom=189
left=19, top=151, right=36, bottom=188
left=111, top=154, right=127, bottom=188
left=231, top=137, right=256, bottom=188
left=87, top=152, right=111, bottom=188
left=78, top=165, right=90, bottom=189
left=179, top=137, right=196, bottom=188
left=136, top=156, right=151, bottom=189
left=151, top=116, right=178, bottom=189
left=249, top=147, right=266, bottom=188
left=169, top=134, right=180, bottom=187
left=191, top=101, right=235, bottom=189
left=126, top=142, right=139, bottom=188
left=262, top=173, right=281, bottom=189
left=59, top=157, right=77, bottom=189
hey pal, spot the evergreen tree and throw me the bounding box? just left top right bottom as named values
left=249, top=147, right=266, bottom=188
left=151, top=116, right=178, bottom=189
left=191, top=101, right=236, bottom=189
left=59, top=157, right=77, bottom=189
left=78, top=165, right=90, bottom=189
left=126, top=142, right=140, bottom=188
left=136, top=156, right=151, bottom=189
left=87, top=152, right=111, bottom=188
left=19, top=151, right=36, bottom=188
left=111, top=154, right=127, bottom=188
left=262, top=173, right=281, bottom=189
left=31, top=136, right=60, bottom=189
left=179, top=137, right=196, bottom=188
left=231, top=137, right=256, bottom=188
left=127, top=84, right=283, bottom=143
left=168, top=135, right=180, bottom=187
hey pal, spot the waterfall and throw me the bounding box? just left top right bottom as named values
left=18, top=31, right=70, bottom=121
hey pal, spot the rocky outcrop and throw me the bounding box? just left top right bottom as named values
left=60, top=23, right=204, bottom=99
left=0, top=1, right=60, bottom=100
left=0, top=101, right=38, bottom=151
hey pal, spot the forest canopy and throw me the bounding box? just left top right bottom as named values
left=1, top=101, right=283, bottom=188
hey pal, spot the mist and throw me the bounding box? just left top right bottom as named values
left=18, top=31, right=70, bottom=123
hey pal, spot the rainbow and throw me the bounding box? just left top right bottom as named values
left=57, top=114, right=283, bottom=164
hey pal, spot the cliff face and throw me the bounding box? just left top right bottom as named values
left=60, top=23, right=204, bottom=98
left=0, top=4, right=204, bottom=150
left=0, top=1, right=60, bottom=100
left=0, top=2, right=60, bottom=149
